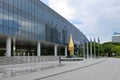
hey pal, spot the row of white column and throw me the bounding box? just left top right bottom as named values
left=6, top=37, right=68, bottom=57
left=54, top=45, right=68, bottom=56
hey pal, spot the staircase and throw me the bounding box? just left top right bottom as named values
left=14, top=56, right=60, bottom=63
left=0, top=57, right=25, bottom=65
left=0, top=56, right=65, bottom=65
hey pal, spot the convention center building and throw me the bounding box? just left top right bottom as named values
left=0, top=0, right=88, bottom=57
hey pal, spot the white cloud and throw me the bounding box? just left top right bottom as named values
left=41, top=0, right=120, bottom=43
left=48, top=0, right=76, bottom=20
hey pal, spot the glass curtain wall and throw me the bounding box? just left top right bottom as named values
left=0, top=0, right=88, bottom=45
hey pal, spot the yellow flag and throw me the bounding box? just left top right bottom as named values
left=68, top=34, right=74, bottom=56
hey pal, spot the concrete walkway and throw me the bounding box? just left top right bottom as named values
left=1, top=58, right=106, bottom=80
left=39, top=58, right=120, bottom=80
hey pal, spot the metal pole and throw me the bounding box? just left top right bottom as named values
left=83, top=43, right=85, bottom=60
left=59, top=56, right=61, bottom=63
left=90, top=40, right=92, bottom=58
left=97, top=37, right=100, bottom=58
left=98, top=43, right=99, bottom=58
left=94, top=39, right=96, bottom=58
left=87, top=42, right=89, bottom=59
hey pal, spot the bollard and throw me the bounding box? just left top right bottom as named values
left=59, top=56, right=61, bottom=63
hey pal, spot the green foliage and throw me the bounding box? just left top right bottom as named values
left=112, top=46, right=120, bottom=56
left=102, top=42, right=120, bottom=57
left=98, top=43, right=104, bottom=56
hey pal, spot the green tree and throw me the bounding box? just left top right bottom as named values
left=112, top=46, right=120, bottom=56
left=97, top=43, right=104, bottom=56
left=102, top=42, right=120, bottom=57
left=102, top=42, right=116, bottom=56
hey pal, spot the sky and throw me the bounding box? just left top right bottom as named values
left=41, top=0, right=120, bottom=43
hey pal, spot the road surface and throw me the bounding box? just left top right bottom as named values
left=40, top=58, right=120, bottom=80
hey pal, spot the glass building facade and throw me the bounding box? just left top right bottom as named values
left=0, top=0, right=88, bottom=57
left=0, top=0, right=87, bottom=45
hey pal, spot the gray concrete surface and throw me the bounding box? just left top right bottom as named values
left=1, top=58, right=106, bottom=80
left=0, top=61, right=64, bottom=79
left=37, top=58, right=120, bottom=80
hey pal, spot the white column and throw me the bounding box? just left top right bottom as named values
left=13, top=37, right=16, bottom=56
left=6, top=37, right=11, bottom=57
left=65, top=46, right=67, bottom=57
left=54, top=44, right=57, bottom=56
left=37, top=41, right=41, bottom=56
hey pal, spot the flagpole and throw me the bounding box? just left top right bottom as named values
left=94, top=38, right=96, bottom=58
left=90, top=38, right=92, bottom=58
left=98, top=37, right=100, bottom=57
left=98, top=43, right=99, bottom=57
left=87, top=41, right=89, bottom=59
left=83, top=42, right=85, bottom=60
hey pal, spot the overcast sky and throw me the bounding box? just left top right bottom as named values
left=41, top=0, right=120, bottom=43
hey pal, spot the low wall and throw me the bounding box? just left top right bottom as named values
left=13, top=56, right=65, bottom=63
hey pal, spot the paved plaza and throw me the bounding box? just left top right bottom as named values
left=0, top=58, right=106, bottom=80
left=1, top=58, right=120, bottom=80
left=38, top=58, right=120, bottom=80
